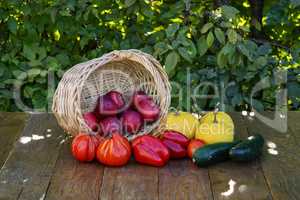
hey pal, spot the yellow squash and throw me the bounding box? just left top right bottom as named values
left=195, top=112, right=234, bottom=144
left=200, top=112, right=233, bottom=125
left=166, top=111, right=199, bottom=139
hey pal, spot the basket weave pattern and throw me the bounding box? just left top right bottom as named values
left=52, top=49, right=171, bottom=139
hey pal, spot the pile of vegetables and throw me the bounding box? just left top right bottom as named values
left=71, top=91, right=264, bottom=167
left=83, top=90, right=160, bottom=136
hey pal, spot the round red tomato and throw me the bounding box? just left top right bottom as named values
left=72, top=133, right=103, bottom=162
left=96, top=133, right=131, bottom=166
left=187, top=139, right=205, bottom=158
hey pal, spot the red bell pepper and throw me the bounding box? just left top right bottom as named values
left=161, top=130, right=189, bottom=159
left=132, top=135, right=170, bottom=167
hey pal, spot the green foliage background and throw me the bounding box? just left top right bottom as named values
left=0, top=0, right=300, bottom=112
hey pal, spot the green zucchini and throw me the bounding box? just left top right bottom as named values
left=229, top=134, right=265, bottom=162
left=192, top=141, right=240, bottom=167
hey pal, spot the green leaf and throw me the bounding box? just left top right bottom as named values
left=237, top=43, right=252, bottom=61
left=256, top=43, right=272, bottom=56
left=251, top=99, right=264, bottom=111
left=46, top=56, right=59, bottom=70
left=176, top=32, right=190, bottom=46
left=240, top=26, right=250, bottom=32
left=214, top=27, right=225, bottom=44
left=80, top=36, right=90, bottom=49
left=56, top=53, right=70, bottom=66
left=222, top=43, right=235, bottom=55
left=226, top=84, right=238, bottom=97
left=23, top=45, right=35, bottom=60
left=12, top=70, right=22, bottom=78
left=171, top=40, right=181, bottom=49
left=0, top=67, right=4, bottom=77
left=201, top=22, right=213, bottom=34
left=221, top=5, right=239, bottom=20
left=197, top=36, right=208, bottom=57
left=227, top=29, right=238, bottom=44
left=291, top=0, right=300, bottom=7
left=27, top=68, right=41, bottom=78
left=125, top=0, right=136, bottom=7
left=288, top=82, right=300, bottom=98
left=231, top=93, right=243, bottom=106
left=166, top=24, right=179, bottom=38
left=217, top=52, right=227, bottom=68
left=184, top=40, right=197, bottom=58
left=154, top=42, right=169, bottom=57
left=255, top=57, right=268, bottom=67
left=222, top=44, right=236, bottom=65
left=206, top=31, right=214, bottom=48
left=178, top=47, right=193, bottom=63
left=59, top=9, right=71, bottom=16
left=8, top=18, right=17, bottom=34
left=253, top=20, right=262, bottom=31
left=28, top=60, right=42, bottom=67
left=220, top=22, right=233, bottom=28
left=18, top=72, right=27, bottom=80
left=165, top=51, right=179, bottom=74
left=50, top=9, right=57, bottom=23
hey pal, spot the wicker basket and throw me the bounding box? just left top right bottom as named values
left=52, top=49, right=171, bottom=140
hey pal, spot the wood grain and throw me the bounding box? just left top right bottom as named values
left=0, top=112, right=29, bottom=168
left=1, top=112, right=299, bottom=200
left=246, top=112, right=300, bottom=200
left=100, top=160, right=158, bottom=200
left=208, top=113, right=271, bottom=200
left=0, top=113, right=64, bottom=200
left=159, top=159, right=213, bottom=200
left=287, top=112, right=300, bottom=144
left=45, top=139, right=104, bottom=200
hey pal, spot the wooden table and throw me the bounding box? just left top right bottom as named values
left=0, top=112, right=299, bottom=200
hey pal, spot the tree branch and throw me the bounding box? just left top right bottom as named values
left=251, top=38, right=291, bottom=52
left=213, top=0, right=230, bottom=8
left=249, top=0, right=266, bottom=39
left=183, top=0, right=191, bottom=25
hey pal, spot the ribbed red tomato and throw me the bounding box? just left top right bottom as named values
left=71, top=134, right=103, bottom=162
left=96, top=133, right=131, bottom=166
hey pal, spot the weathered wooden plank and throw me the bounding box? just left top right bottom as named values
left=159, top=159, right=213, bottom=200
left=0, top=112, right=9, bottom=121
left=45, top=139, right=104, bottom=200
left=157, top=113, right=211, bottom=200
left=0, top=112, right=29, bottom=168
left=287, top=112, right=300, bottom=144
left=246, top=112, right=300, bottom=200
left=100, top=160, right=158, bottom=200
left=0, top=113, right=65, bottom=200
left=208, top=112, right=271, bottom=200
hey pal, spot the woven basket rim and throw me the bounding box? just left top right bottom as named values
left=52, top=49, right=171, bottom=139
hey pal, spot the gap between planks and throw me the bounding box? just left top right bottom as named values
left=0, top=113, right=65, bottom=200
left=208, top=112, right=272, bottom=200
left=245, top=111, right=300, bottom=200
left=0, top=112, right=30, bottom=169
